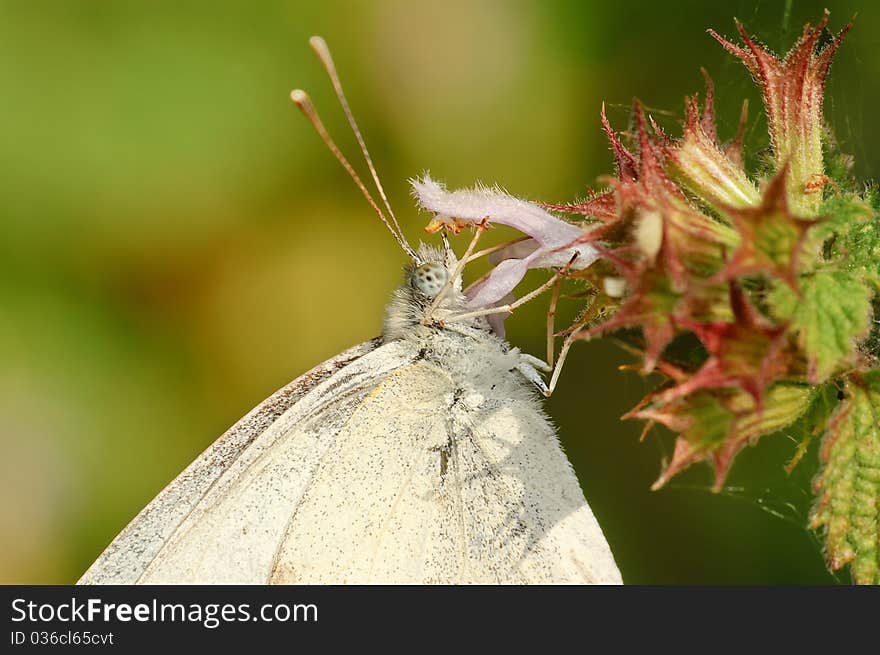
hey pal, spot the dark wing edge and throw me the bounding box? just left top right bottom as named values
left=77, top=338, right=382, bottom=584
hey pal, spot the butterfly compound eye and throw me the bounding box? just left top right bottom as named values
left=412, top=262, right=449, bottom=298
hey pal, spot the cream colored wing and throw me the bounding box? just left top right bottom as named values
left=80, top=340, right=620, bottom=584
left=267, top=358, right=621, bottom=584
left=77, top=337, right=396, bottom=584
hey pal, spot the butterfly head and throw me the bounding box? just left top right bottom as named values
left=383, top=243, right=468, bottom=341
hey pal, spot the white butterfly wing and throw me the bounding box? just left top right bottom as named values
left=80, top=338, right=621, bottom=584
left=268, top=358, right=621, bottom=584
left=77, top=338, right=392, bottom=584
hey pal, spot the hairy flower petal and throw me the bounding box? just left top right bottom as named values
left=411, top=174, right=599, bottom=306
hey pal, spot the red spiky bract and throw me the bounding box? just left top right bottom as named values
left=552, top=14, right=852, bottom=490
left=708, top=11, right=852, bottom=215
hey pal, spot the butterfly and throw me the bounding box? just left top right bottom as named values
left=78, top=37, right=621, bottom=585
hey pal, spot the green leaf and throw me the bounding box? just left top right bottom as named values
left=785, top=383, right=840, bottom=473
left=811, top=370, right=880, bottom=584
left=770, top=270, right=873, bottom=383
left=837, top=189, right=880, bottom=280
left=822, top=146, right=857, bottom=193
left=810, top=193, right=873, bottom=255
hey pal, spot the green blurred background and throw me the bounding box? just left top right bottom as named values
left=1, top=0, right=876, bottom=584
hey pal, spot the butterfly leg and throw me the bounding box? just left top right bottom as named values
left=546, top=275, right=563, bottom=367
left=519, top=352, right=552, bottom=372
left=543, top=329, right=579, bottom=397
left=442, top=253, right=578, bottom=325
left=513, top=355, right=550, bottom=394
left=542, top=288, right=608, bottom=396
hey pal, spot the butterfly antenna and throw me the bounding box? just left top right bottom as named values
left=290, top=90, right=416, bottom=260
left=307, top=36, right=419, bottom=261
